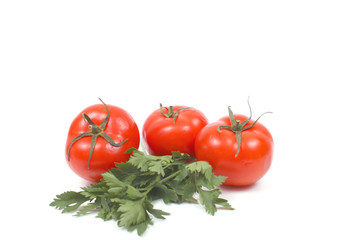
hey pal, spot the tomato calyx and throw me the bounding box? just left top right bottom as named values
left=159, top=103, right=190, bottom=122
left=67, top=98, right=128, bottom=168
left=217, top=98, right=272, bottom=157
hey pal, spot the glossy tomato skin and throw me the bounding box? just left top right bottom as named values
left=194, top=114, right=273, bottom=186
left=142, top=106, right=208, bottom=157
left=66, top=104, right=140, bottom=182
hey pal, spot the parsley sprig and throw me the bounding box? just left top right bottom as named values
left=50, top=149, right=233, bottom=235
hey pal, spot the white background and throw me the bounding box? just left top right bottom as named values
left=1, top=1, right=344, bottom=239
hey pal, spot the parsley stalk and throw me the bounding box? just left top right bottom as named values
left=142, top=169, right=182, bottom=197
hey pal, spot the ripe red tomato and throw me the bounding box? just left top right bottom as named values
left=65, top=99, right=140, bottom=182
left=142, top=104, right=208, bottom=157
left=194, top=107, right=273, bottom=186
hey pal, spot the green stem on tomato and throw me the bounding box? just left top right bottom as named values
left=67, top=98, right=128, bottom=168
left=159, top=103, right=191, bottom=122
left=217, top=97, right=272, bottom=158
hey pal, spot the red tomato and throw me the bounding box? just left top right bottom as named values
left=65, top=99, right=140, bottom=182
left=194, top=108, right=273, bottom=186
left=142, top=104, right=208, bottom=157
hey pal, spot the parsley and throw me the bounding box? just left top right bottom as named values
left=50, top=149, right=234, bottom=236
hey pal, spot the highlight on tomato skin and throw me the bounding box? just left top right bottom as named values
left=142, top=104, right=208, bottom=158
left=194, top=114, right=274, bottom=187
left=65, top=100, right=140, bottom=182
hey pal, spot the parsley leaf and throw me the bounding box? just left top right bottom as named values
left=198, top=188, right=234, bottom=215
left=75, top=201, right=100, bottom=216
left=186, top=161, right=213, bottom=180
left=117, top=199, right=148, bottom=227
left=50, top=149, right=233, bottom=236
left=144, top=200, right=170, bottom=219
left=50, top=191, right=89, bottom=213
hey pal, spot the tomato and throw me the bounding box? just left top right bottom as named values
left=194, top=104, right=273, bottom=186
left=65, top=99, right=140, bottom=182
left=142, top=104, right=208, bottom=157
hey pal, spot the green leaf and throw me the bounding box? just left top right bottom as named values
left=112, top=162, right=139, bottom=184
left=153, top=155, right=174, bottom=165
left=97, top=206, right=118, bottom=221
left=128, top=150, right=173, bottom=176
left=81, top=182, right=108, bottom=198
left=97, top=197, right=114, bottom=221
left=173, top=167, right=189, bottom=182
left=180, top=177, right=198, bottom=202
left=215, top=198, right=234, bottom=210
left=198, top=187, right=233, bottom=215
left=171, top=151, right=193, bottom=161
left=126, top=185, right=144, bottom=199
left=127, top=219, right=153, bottom=236
left=210, top=175, right=228, bottom=187
left=124, top=147, right=139, bottom=154
left=132, top=173, right=157, bottom=188
left=198, top=188, right=220, bottom=215
left=101, top=197, right=110, bottom=212
left=196, top=174, right=228, bottom=189
left=118, top=199, right=148, bottom=228
left=50, top=191, right=89, bottom=213
left=128, top=152, right=172, bottom=176
left=108, top=187, right=124, bottom=196
left=127, top=150, right=150, bottom=172
left=75, top=202, right=100, bottom=216
left=151, top=183, right=179, bottom=204
left=186, top=161, right=213, bottom=180
left=102, top=172, right=125, bottom=188
left=144, top=200, right=170, bottom=220
left=148, top=160, right=165, bottom=176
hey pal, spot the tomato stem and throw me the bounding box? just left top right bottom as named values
left=159, top=103, right=190, bottom=122
left=217, top=97, right=272, bottom=157
left=67, top=98, right=128, bottom=168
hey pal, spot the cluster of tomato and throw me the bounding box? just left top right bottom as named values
left=66, top=99, right=273, bottom=186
